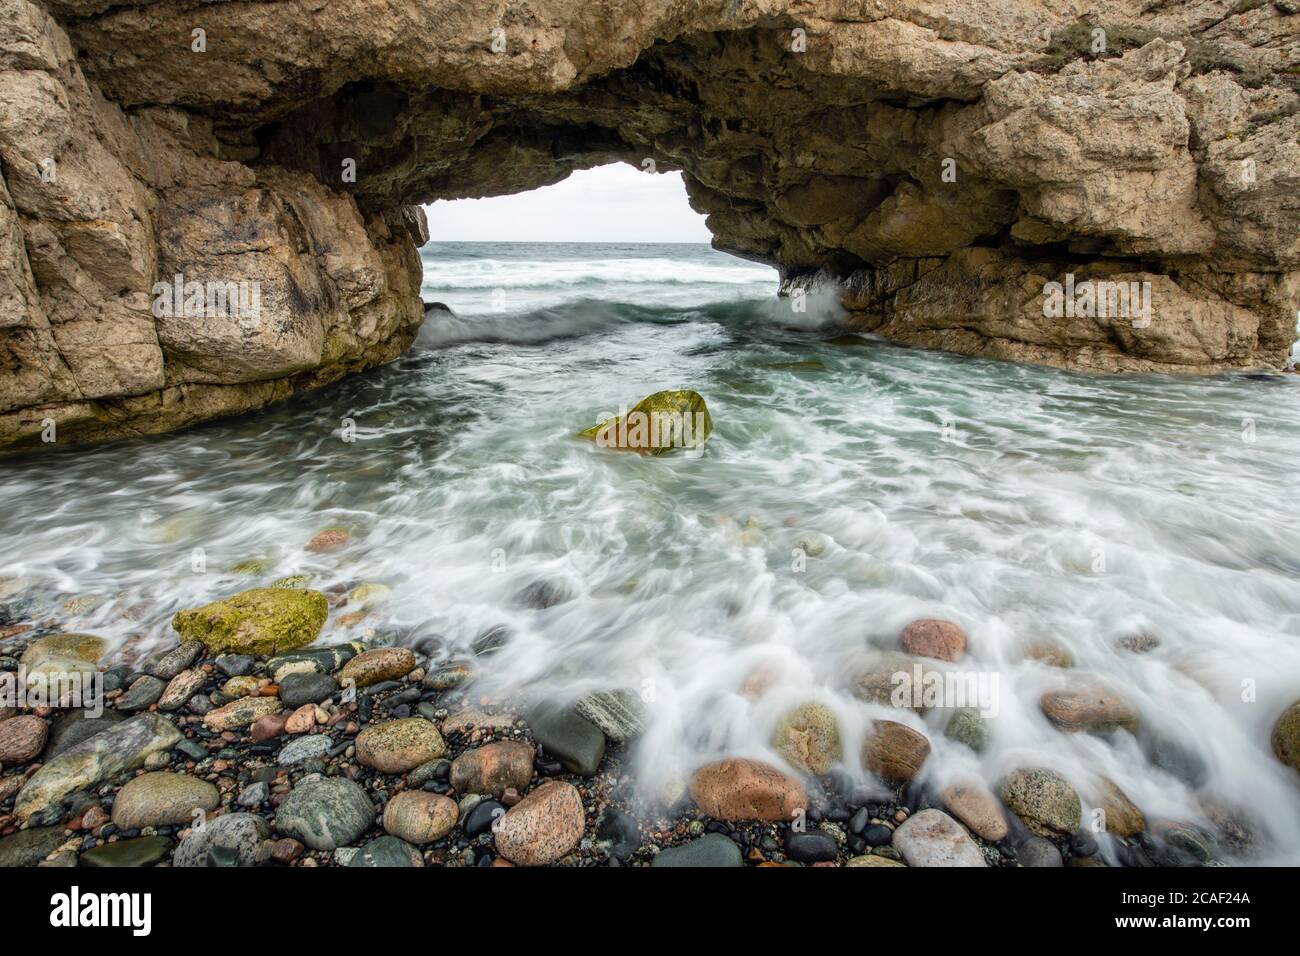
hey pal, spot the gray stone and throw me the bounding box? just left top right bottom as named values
left=279, top=671, right=339, bottom=708
left=0, top=826, right=68, bottom=867
left=277, top=734, right=334, bottom=765
left=173, top=812, right=269, bottom=867
left=275, top=776, right=375, bottom=850
left=575, top=689, right=646, bottom=742
left=215, top=655, right=255, bottom=677
left=145, top=641, right=204, bottom=681
left=892, top=809, right=987, bottom=867
left=345, top=834, right=422, bottom=867
left=44, top=709, right=127, bottom=759
left=527, top=704, right=605, bottom=776
left=651, top=833, right=743, bottom=868
left=1017, top=836, right=1064, bottom=867
left=14, top=713, right=183, bottom=823
left=238, top=782, right=270, bottom=807
left=116, top=675, right=166, bottom=712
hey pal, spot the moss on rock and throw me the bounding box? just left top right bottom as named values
left=172, top=587, right=328, bottom=657
left=579, top=390, right=712, bottom=457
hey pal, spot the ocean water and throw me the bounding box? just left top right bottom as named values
left=3, top=241, right=1299, bottom=862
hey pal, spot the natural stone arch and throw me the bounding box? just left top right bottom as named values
left=1, top=0, right=1297, bottom=448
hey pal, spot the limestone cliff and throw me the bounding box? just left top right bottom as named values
left=1, top=0, right=1297, bottom=447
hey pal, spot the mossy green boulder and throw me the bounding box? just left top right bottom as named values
left=579, top=389, right=712, bottom=456
left=172, top=587, right=328, bottom=657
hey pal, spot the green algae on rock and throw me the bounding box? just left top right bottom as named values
left=172, top=587, right=328, bottom=656
left=578, top=390, right=712, bottom=456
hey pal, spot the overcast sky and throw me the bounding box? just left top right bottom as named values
left=423, top=164, right=713, bottom=243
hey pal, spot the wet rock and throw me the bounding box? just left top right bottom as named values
left=652, top=832, right=743, bottom=867
left=81, top=836, right=174, bottom=868
left=1095, top=778, right=1146, bottom=837
left=449, top=740, right=535, bottom=797
left=221, top=675, right=265, bottom=699
left=14, top=713, right=182, bottom=822
left=941, top=779, right=1008, bottom=842
left=45, top=709, right=126, bottom=759
left=215, top=654, right=255, bottom=677
left=144, top=640, right=204, bottom=680
left=422, top=660, right=473, bottom=691
left=250, top=713, right=290, bottom=742
left=579, top=389, right=712, bottom=456
left=595, top=807, right=640, bottom=861
left=513, top=579, right=574, bottom=610
left=771, top=701, right=842, bottom=774
left=1020, top=637, right=1074, bottom=668
left=278, top=734, right=333, bottom=765
left=305, top=527, right=350, bottom=553
left=117, top=675, right=166, bottom=712
left=338, top=647, right=417, bottom=688
left=0, top=714, right=47, bottom=764
left=493, top=780, right=586, bottom=866
left=158, top=668, right=207, bottom=712
left=0, top=826, right=68, bottom=867
left=355, top=717, right=447, bottom=773
left=892, top=809, right=986, bottom=867
left=998, top=767, right=1082, bottom=838
left=173, top=812, right=269, bottom=867
left=785, top=830, right=838, bottom=863
left=462, top=799, right=507, bottom=838
left=944, top=708, right=990, bottom=752
left=203, top=695, right=282, bottom=731
left=284, top=704, right=317, bottom=734
left=172, top=587, right=328, bottom=656
left=1271, top=699, right=1300, bottom=773
left=111, top=771, right=219, bottom=828
left=266, top=643, right=362, bottom=680
left=1116, top=631, right=1160, bottom=654
left=849, top=650, right=933, bottom=711
left=1040, top=679, right=1140, bottom=734
left=899, top=618, right=967, bottom=662
left=279, top=671, right=339, bottom=708
left=275, top=776, right=376, bottom=850
left=527, top=704, right=605, bottom=776
left=19, top=633, right=107, bottom=678
left=470, top=625, right=510, bottom=657
left=346, top=834, right=422, bottom=867
left=575, top=689, right=646, bottom=742
left=862, top=720, right=931, bottom=782
left=1017, top=835, right=1064, bottom=867
left=383, top=791, right=458, bottom=844
left=690, top=758, right=807, bottom=822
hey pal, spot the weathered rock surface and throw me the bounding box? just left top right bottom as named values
left=1272, top=699, right=1300, bottom=773
left=690, top=758, right=807, bottom=822
left=771, top=701, right=842, bottom=775
left=339, top=647, right=417, bottom=688
left=0, top=714, right=47, bottom=764
left=940, top=779, right=1009, bottom=842
left=2, top=0, right=1295, bottom=448
left=493, top=780, right=586, bottom=866
left=173, top=812, right=270, bottom=867
left=172, top=588, right=328, bottom=656
left=382, top=791, right=459, bottom=845
left=111, top=771, right=219, bottom=829
left=1040, top=679, right=1141, bottom=734
left=275, top=776, right=376, bottom=850
left=998, top=767, right=1083, bottom=838
left=892, top=808, right=987, bottom=867
left=355, top=717, right=447, bottom=773
left=13, top=713, right=182, bottom=822
left=449, top=740, right=535, bottom=797
left=862, top=720, right=931, bottom=782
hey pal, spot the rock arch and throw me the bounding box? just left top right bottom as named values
left=2, top=0, right=1297, bottom=447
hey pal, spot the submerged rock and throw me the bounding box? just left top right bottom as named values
left=862, top=720, right=931, bottom=782
left=899, top=618, right=967, bottom=662
left=1271, top=699, right=1300, bottom=773
left=1094, top=778, right=1146, bottom=837
left=172, top=587, right=328, bottom=656
left=770, top=701, right=842, bottom=774
left=578, top=389, right=712, bottom=456
left=14, top=713, right=182, bottom=823
left=575, top=689, right=646, bottom=742
left=1040, top=678, right=1140, bottom=734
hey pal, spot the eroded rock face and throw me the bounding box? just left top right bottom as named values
left=3, top=1, right=1297, bottom=448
